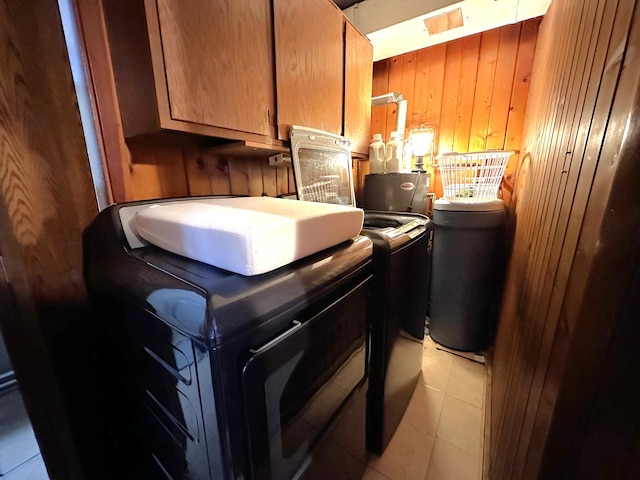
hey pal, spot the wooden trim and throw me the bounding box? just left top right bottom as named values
left=74, top=0, right=135, bottom=202
left=483, top=348, right=494, bottom=480
left=203, top=140, right=289, bottom=158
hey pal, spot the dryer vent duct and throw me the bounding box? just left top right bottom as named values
left=371, top=92, right=407, bottom=139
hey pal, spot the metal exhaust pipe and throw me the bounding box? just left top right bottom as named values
left=371, top=92, right=407, bottom=138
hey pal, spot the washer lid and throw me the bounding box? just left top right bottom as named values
left=434, top=198, right=504, bottom=212
left=290, top=126, right=355, bottom=207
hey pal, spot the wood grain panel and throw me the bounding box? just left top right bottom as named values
left=502, top=19, right=539, bottom=204
left=261, top=164, right=278, bottom=197
left=399, top=51, right=418, bottom=139
left=486, top=23, right=520, bottom=151
left=488, top=0, right=640, bottom=478
left=154, top=0, right=274, bottom=135
left=412, top=43, right=446, bottom=129
left=344, top=22, right=373, bottom=154
left=101, top=0, right=160, bottom=138
left=274, top=0, right=344, bottom=139
left=150, top=138, right=189, bottom=198
left=453, top=35, right=481, bottom=152
left=73, top=0, right=126, bottom=203
left=276, top=167, right=290, bottom=196
left=182, top=143, right=213, bottom=196
left=371, top=21, right=541, bottom=203
left=228, top=158, right=251, bottom=196
left=246, top=159, right=265, bottom=196
left=512, top=3, right=613, bottom=473
left=526, top=1, right=635, bottom=475
left=371, top=60, right=390, bottom=138
left=227, top=157, right=265, bottom=197
left=492, top=1, right=587, bottom=473
left=126, top=137, right=163, bottom=199
left=385, top=55, right=404, bottom=140
left=206, top=155, right=232, bottom=196
left=468, top=28, right=500, bottom=152
left=439, top=38, right=463, bottom=154
left=101, top=0, right=271, bottom=143
left=0, top=0, right=98, bottom=476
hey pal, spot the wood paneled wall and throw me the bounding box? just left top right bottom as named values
left=123, top=136, right=296, bottom=200
left=0, top=0, right=97, bottom=477
left=80, top=2, right=540, bottom=206
left=490, top=0, right=640, bottom=478
left=366, top=19, right=540, bottom=201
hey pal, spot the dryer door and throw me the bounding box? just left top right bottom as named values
left=241, top=277, right=369, bottom=480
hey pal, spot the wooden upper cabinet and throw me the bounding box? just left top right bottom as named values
left=344, top=22, right=373, bottom=156
left=273, top=0, right=345, bottom=140
left=103, top=0, right=275, bottom=142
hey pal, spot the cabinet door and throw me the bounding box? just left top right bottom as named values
left=344, top=22, right=373, bottom=156
left=151, top=0, right=275, bottom=136
left=273, top=0, right=344, bottom=140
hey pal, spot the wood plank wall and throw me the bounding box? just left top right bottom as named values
left=123, top=135, right=296, bottom=200
left=79, top=2, right=539, bottom=206
left=489, top=0, right=640, bottom=478
left=0, top=0, right=98, bottom=477
left=366, top=19, right=540, bottom=202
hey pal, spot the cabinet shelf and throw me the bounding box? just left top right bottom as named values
left=205, top=140, right=290, bottom=158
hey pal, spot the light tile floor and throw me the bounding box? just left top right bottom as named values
left=2, top=336, right=484, bottom=480
left=305, top=335, right=485, bottom=480
left=0, top=386, right=48, bottom=479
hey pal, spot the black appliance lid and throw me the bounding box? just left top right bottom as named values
left=84, top=200, right=373, bottom=348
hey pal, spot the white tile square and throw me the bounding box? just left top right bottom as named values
left=404, top=384, right=444, bottom=434
left=445, top=364, right=485, bottom=408
left=421, top=353, right=453, bottom=392
left=436, top=396, right=483, bottom=455
left=0, top=388, right=41, bottom=475
left=367, top=421, right=435, bottom=480
left=425, top=438, right=480, bottom=480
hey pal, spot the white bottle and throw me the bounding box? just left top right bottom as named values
left=369, top=133, right=386, bottom=174
left=400, top=139, right=413, bottom=172
left=385, top=131, right=403, bottom=173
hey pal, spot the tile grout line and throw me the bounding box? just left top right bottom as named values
left=0, top=453, right=43, bottom=477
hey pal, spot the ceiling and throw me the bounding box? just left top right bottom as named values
left=335, top=0, right=551, bottom=61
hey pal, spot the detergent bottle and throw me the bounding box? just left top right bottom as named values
left=385, top=131, right=403, bottom=173
left=369, top=133, right=386, bottom=174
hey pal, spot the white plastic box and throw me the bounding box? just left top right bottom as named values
left=438, top=150, right=513, bottom=202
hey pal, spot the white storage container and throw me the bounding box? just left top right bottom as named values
left=437, top=150, right=513, bottom=202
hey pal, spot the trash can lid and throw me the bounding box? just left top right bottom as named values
left=433, top=198, right=504, bottom=212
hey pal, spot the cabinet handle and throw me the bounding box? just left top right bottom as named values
left=250, top=320, right=302, bottom=355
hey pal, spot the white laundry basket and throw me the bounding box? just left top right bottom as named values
left=437, top=150, right=513, bottom=202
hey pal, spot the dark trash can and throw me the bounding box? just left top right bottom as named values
left=428, top=199, right=506, bottom=352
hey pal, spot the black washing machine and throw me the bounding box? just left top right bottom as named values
left=82, top=197, right=373, bottom=480
left=361, top=212, right=433, bottom=454
left=289, top=127, right=434, bottom=455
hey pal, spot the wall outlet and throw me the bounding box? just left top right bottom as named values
left=268, top=153, right=291, bottom=167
